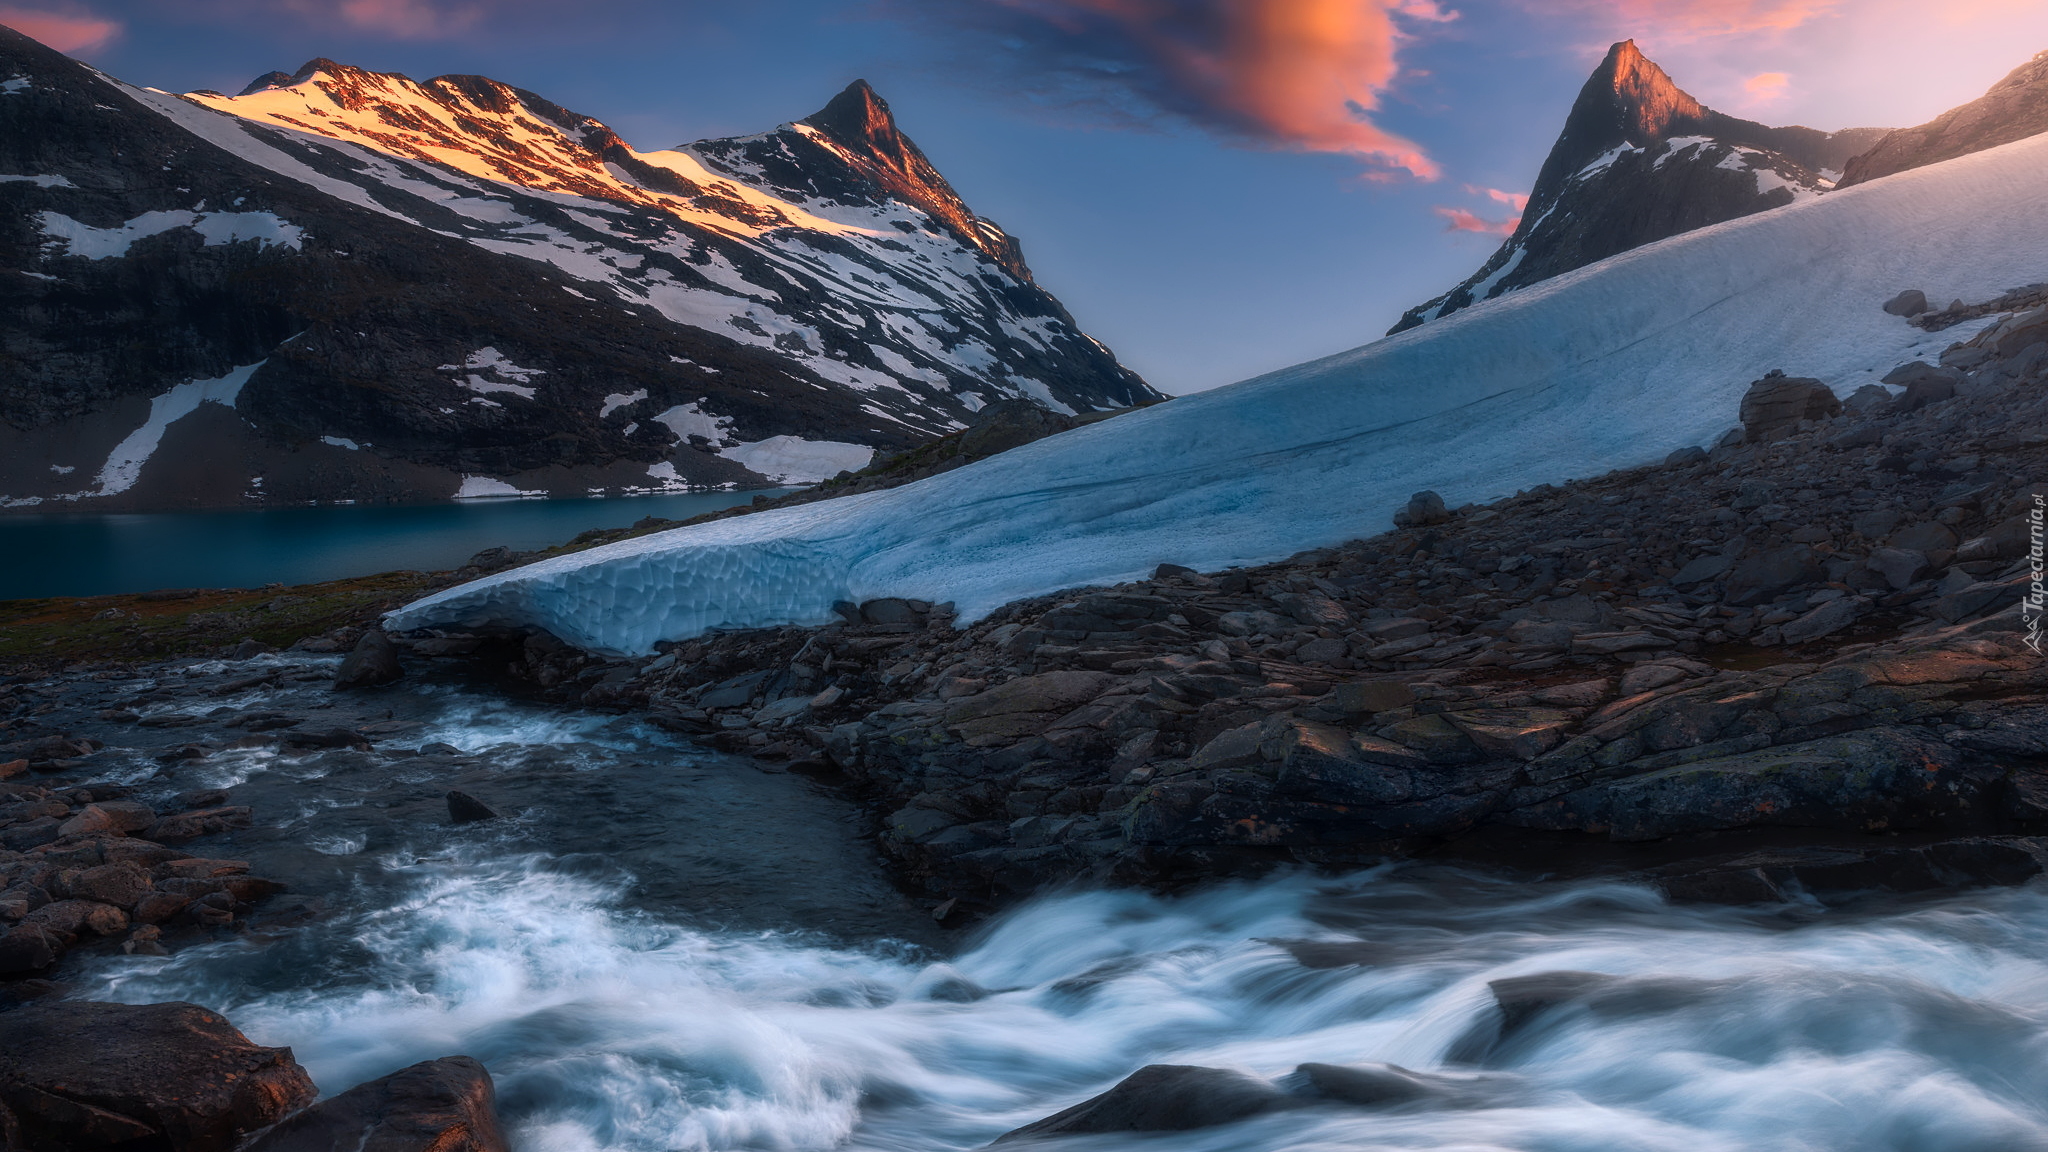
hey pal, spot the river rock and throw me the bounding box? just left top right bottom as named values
left=334, top=632, right=404, bottom=690
left=0, top=1000, right=315, bottom=1152
left=239, top=1056, right=507, bottom=1152
left=445, top=792, right=498, bottom=824
left=995, top=1065, right=1288, bottom=1141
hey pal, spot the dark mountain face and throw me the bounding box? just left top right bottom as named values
left=1839, top=49, right=2048, bottom=187
left=0, top=31, right=1158, bottom=512
left=1390, top=41, right=1887, bottom=335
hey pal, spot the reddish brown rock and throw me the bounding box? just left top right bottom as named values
left=0, top=1001, right=315, bottom=1152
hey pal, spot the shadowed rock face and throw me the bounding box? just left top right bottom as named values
left=1840, top=50, right=2048, bottom=187
left=1391, top=40, right=1887, bottom=334
left=0, top=1000, right=315, bottom=1152
left=240, top=1056, right=507, bottom=1152
left=0, top=30, right=1157, bottom=512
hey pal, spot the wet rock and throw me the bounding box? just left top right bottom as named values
left=145, top=806, right=255, bottom=844
left=0, top=1000, right=315, bottom=1152
left=334, top=632, right=404, bottom=690
left=1287, top=1062, right=1518, bottom=1110
left=0, top=924, right=61, bottom=975
left=54, top=863, right=152, bottom=908
left=445, top=792, right=499, bottom=825
left=239, top=1056, right=507, bottom=1152
left=995, top=1065, right=1288, bottom=1141
left=1739, top=371, right=1839, bottom=443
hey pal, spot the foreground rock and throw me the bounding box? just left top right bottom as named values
left=0, top=1001, right=315, bottom=1152
left=1, top=775, right=278, bottom=974
left=240, top=1057, right=507, bottom=1152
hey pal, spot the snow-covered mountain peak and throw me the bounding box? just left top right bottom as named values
left=1391, top=40, right=1889, bottom=334
left=0, top=24, right=1154, bottom=511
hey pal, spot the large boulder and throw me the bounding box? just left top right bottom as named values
left=995, top=1065, right=1288, bottom=1141
left=333, top=632, right=403, bottom=690
left=0, top=1001, right=315, bottom=1152
left=239, top=1057, right=506, bottom=1152
left=1738, top=371, right=1839, bottom=443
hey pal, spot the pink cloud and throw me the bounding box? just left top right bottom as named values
left=1743, top=70, right=1790, bottom=100
left=0, top=4, right=119, bottom=51
left=1435, top=205, right=1520, bottom=234
left=270, top=0, right=484, bottom=39
left=975, top=0, right=1458, bottom=178
left=1475, top=185, right=1530, bottom=211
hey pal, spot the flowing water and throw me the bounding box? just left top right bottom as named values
left=53, top=662, right=2048, bottom=1152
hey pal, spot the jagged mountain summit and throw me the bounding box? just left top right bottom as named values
left=1840, top=49, right=2048, bottom=186
left=1391, top=41, right=1887, bottom=334
left=0, top=29, right=1157, bottom=511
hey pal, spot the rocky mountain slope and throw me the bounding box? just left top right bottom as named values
left=1391, top=41, right=1886, bottom=334
left=0, top=28, right=1156, bottom=511
left=1840, top=49, right=2048, bottom=186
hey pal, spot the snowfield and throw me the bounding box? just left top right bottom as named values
left=388, top=132, right=2048, bottom=654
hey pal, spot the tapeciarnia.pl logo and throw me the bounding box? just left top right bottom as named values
left=2027, top=493, right=2045, bottom=655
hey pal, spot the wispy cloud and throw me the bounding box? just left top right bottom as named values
left=1475, top=185, right=1529, bottom=211
left=918, top=0, right=1459, bottom=178
left=1536, top=0, right=1838, bottom=39
left=269, top=0, right=486, bottom=39
left=1435, top=204, right=1519, bottom=233
left=0, top=3, right=120, bottom=51
left=1742, top=69, right=1789, bottom=101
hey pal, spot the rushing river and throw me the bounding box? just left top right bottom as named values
left=56, top=662, right=2048, bottom=1152
left=0, top=489, right=791, bottom=600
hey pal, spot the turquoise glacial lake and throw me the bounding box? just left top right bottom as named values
left=0, top=490, right=791, bottom=600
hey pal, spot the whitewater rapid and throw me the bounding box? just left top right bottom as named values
left=54, top=665, right=2048, bottom=1151
left=79, top=851, right=2048, bottom=1151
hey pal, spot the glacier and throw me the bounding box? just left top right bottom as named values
left=387, top=132, right=2048, bottom=655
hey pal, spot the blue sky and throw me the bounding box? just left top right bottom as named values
left=10, top=0, right=2048, bottom=392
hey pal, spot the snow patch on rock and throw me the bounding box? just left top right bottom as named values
left=454, top=476, right=541, bottom=499
left=718, top=437, right=873, bottom=484
left=36, top=209, right=304, bottom=259
left=95, top=362, right=265, bottom=495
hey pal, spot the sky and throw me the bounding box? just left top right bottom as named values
left=7, top=0, right=2048, bottom=393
